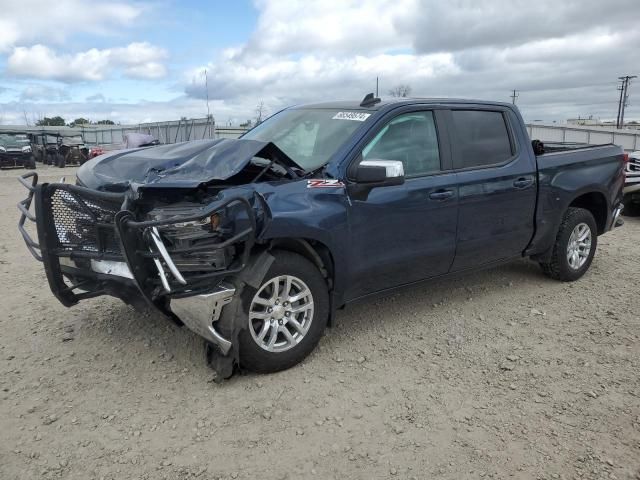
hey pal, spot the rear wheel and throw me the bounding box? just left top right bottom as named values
left=238, top=250, right=329, bottom=373
left=57, top=154, right=66, bottom=168
left=539, top=207, right=598, bottom=282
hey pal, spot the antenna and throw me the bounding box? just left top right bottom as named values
left=360, top=93, right=381, bottom=107
left=204, top=69, right=212, bottom=137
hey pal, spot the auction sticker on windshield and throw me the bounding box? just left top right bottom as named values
left=332, top=112, right=371, bottom=121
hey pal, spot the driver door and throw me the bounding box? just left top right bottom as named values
left=344, top=109, right=458, bottom=300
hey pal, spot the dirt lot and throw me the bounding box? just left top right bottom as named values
left=1, top=165, right=639, bottom=480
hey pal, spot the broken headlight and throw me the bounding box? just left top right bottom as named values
left=147, top=206, right=232, bottom=273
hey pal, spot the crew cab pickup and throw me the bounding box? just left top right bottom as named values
left=18, top=96, right=625, bottom=378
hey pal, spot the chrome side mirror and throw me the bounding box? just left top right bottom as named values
left=355, top=159, right=405, bottom=186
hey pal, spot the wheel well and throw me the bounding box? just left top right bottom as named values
left=268, top=238, right=335, bottom=290
left=569, top=192, right=607, bottom=234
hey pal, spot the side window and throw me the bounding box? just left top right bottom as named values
left=362, top=111, right=440, bottom=177
left=450, top=110, right=513, bottom=168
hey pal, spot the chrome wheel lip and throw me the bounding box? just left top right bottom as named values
left=248, top=274, right=314, bottom=353
left=566, top=222, right=592, bottom=270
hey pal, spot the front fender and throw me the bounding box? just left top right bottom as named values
left=255, top=181, right=349, bottom=302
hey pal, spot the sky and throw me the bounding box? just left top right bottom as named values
left=0, top=0, right=639, bottom=126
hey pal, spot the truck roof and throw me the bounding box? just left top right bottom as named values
left=293, top=97, right=515, bottom=111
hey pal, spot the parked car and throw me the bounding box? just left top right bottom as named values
left=88, top=146, right=105, bottom=159
left=17, top=96, right=625, bottom=378
left=622, top=150, right=640, bottom=216
left=124, top=132, right=160, bottom=148
left=57, top=135, right=88, bottom=167
left=0, top=132, right=36, bottom=169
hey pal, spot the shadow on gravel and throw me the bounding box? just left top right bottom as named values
left=81, top=258, right=547, bottom=373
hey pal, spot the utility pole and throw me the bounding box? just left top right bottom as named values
left=618, top=75, right=637, bottom=129
left=510, top=89, right=519, bottom=105
left=204, top=69, right=212, bottom=138
left=376, top=76, right=379, bottom=97
left=616, top=78, right=625, bottom=128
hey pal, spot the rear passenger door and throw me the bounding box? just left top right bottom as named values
left=446, top=108, right=537, bottom=271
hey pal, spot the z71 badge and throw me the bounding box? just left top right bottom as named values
left=307, top=179, right=345, bottom=188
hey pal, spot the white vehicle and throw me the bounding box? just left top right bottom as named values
left=623, top=151, right=640, bottom=215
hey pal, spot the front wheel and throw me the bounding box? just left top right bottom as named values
left=539, top=207, right=598, bottom=282
left=238, top=250, right=329, bottom=373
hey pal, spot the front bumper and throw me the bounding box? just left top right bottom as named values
left=170, top=284, right=236, bottom=354
left=611, top=204, right=624, bottom=229
left=17, top=172, right=256, bottom=354
left=1, top=151, right=30, bottom=168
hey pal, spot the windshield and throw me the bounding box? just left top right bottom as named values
left=0, top=133, right=29, bottom=148
left=242, top=108, right=371, bottom=170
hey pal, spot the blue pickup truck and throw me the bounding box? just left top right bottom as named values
left=18, top=95, right=625, bottom=377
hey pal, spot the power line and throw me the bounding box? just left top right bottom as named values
left=510, top=89, right=519, bottom=105
left=616, top=75, right=637, bottom=128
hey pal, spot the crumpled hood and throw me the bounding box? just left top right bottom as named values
left=76, top=138, right=301, bottom=192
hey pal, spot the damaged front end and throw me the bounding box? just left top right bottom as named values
left=17, top=171, right=261, bottom=377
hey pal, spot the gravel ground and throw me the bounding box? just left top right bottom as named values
left=1, top=165, right=639, bottom=480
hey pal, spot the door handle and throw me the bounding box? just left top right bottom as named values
left=513, top=177, right=533, bottom=189
left=429, top=189, right=454, bottom=200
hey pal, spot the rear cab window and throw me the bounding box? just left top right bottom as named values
left=450, top=110, right=514, bottom=169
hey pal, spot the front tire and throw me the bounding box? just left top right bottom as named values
left=238, top=250, right=329, bottom=373
left=539, top=207, right=598, bottom=282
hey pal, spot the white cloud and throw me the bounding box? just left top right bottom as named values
left=20, top=84, right=70, bottom=102
left=243, top=0, right=414, bottom=56
left=400, top=0, right=639, bottom=54
left=0, top=0, right=142, bottom=52
left=186, top=52, right=457, bottom=102
left=7, top=43, right=169, bottom=82
left=3, top=0, right=640, bottom=125
left=182, top=0, right=640, bottom=123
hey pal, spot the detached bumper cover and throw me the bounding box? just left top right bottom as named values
left=170, top=285, right=236, bottom=354
left=17, top=172, right=256, bottom=354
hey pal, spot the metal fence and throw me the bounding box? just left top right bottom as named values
left=17, top=116, right=640, bottom=152
left=80, top=117, right=247, bottom=145
left=526, top=124, right=640, bottom=151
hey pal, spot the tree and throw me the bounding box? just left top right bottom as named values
left=239, top=119, right=253, bottom=128
left=35, top=116, right=65, bottom=126
left=388, top=84, right=412, bottom=98
left=70, top=117, right=90, bottom=126
left=255, top=101, right=266, bottom=125
left=96, top=119, right=115, bottom=125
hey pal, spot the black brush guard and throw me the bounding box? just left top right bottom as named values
left=18, top=172, right=256, bottom=309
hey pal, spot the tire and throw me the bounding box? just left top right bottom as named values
left=539, top=207, right=598, bottom=282
left=25, top=155, right=36, bottom=169
left=57, top=154, right=66, bottom=168
left=237, top=250, right=329, bottom=373
left=622, top=198, right=640, bottom=217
